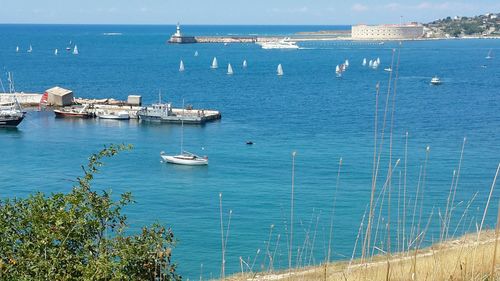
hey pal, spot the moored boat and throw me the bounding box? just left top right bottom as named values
left=97, top=111, right=130, bottom=120
left=0, top=101, right=25, bottom=128
left=54, top=105, right=92, bottom=118
left=160, top=151, right=208, bottom=166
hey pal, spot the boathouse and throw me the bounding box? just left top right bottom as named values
left=45, top=86, right=74, bottom=106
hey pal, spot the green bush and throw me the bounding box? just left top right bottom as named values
left=0, top=144, right=181, bottom=281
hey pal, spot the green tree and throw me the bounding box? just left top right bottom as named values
left=0, top=144, right=181, bottom=281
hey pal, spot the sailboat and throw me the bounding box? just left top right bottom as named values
left=372, top=60, right=379, bottom=69
left=72, top=45, right=79, bottom=55
left=194, top=51, right=199, bottom=57
left=179, top=60, right=185, bottom=72
left=486, top=49, right=493, bottom=59
left=211, top=57, right=218, bottom=69
left=243, top=60, right=247, bottom=68
left=160, top=100, right=208, bottom=166
left=376, top=57, right=380, bottom=64
left=362, top=58, right=367, bottom=66
left=368, top=60, right=373, bottom=67
left=277, top=64, right=283, bottom=76
left=227, top=63, right=233, bottom=75
left=54, top=49, right=58, bottom=55
left=16, top=46, right=19, bottom=52
left=344, top=59, right=349, bottom=68
left=27, top=45, right=32, bottom=53
left=335, top=65, right=342, bottom=77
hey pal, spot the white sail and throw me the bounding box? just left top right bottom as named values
left=335, top=65, right=340, bottom=73
left=227, top=63, right=233, bottom=75
left=16, top=46, right=19, bottom=52
left=277, top=64, right=283, bottom=76
left=211, top=57, right=218, bottom=69
left=345, top=59, right=349, bottom=67
left=194, top=51, right=198, bottom=57
left=368, top=60, right=373, bottom=67
left=54, top=49, right=58, bottom=55
left=486, top=49, right=493, bottom=59
left=179, top=60, right=185, bottom=72
left=73, top=45, right=79, bottom=55
left=376, top=57, right=380, bottom=64
left=243, top=60, right=247, bottom=68
left=27, top=45, right=32, bottom=53
left=362, top=58, right=367, bottom=66
left=372, top=60, right=379, bottom=69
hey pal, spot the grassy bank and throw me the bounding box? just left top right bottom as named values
left=223, top=231, right=499, bottom=281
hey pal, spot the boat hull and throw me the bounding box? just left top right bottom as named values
left=54, top=110, right=92, bottom=118
left=139, top=114, right=205, bottom=124
left=161, top=155, right=208, bottom=166
left=97, top=114, right=130, bottom=120
left=0, top=115, right=24, bottom=127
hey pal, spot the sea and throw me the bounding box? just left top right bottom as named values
left=0, top=24, right=499, bottom=279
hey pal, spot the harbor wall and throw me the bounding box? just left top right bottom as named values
left=0, top=93, right=42, bottom=106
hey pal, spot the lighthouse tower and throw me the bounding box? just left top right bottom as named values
left=168, top=23, right=196, bottom=44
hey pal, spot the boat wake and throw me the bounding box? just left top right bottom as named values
left=103, top=32, right=123, bottom=36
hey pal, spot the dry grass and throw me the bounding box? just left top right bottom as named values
left=222, top=231, right=499, bottom=281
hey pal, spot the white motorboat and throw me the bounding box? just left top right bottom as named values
left=384, top=67, right=392, bottom=72
left=97, top=111, right=130, bottom=120
left=160, top=151, right=208, bottom=166
left=258, top=38, right=299, bottom=50
left=430, top=76, right=442, bottom=85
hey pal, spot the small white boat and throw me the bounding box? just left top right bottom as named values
left=368, top=60, right=373, bottom=67
left=27, top=45, right=32, bottom=53
left=376, top=57, right=381, bottom=64
left=73, top=45, right=78, bottom=55
left=16, top=46, right=19, bottom=52
left=372, top=60, right=379, bottom=69
left=227, top=63, right=233, bottom=75
left=211, top=57, right=218, bottom=69
left=243, top=60, right=247, bottom=68
left=179, top=60, right=185, bottom=72
left=362, top=58, right=367, bottom=66
left=54, top=48, right=58, bottom=55
left=384, top=67, right=392, bottom=72
left=277, top=64, right=283, bottom=76
left=97, top=111, right=130, bottom=120
left=194, top=51, right=199, bottom=57
left=161, top=151, right=208, bottom=166
left=344, top=59, right=349, bottom=68
left=258, top=38, right=299, bottom=49
left=430, top=76, right=442, bottom=85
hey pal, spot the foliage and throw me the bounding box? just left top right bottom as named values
left=0, top=144, right=181, bottom=281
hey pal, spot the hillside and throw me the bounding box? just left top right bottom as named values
left=424, top=12, right=500, bottom=38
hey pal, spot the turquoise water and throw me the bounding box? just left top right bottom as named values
left=1, top=24, right=499, bottom=279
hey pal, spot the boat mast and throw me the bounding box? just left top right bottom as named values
left=180, top=98, right=184, bottom=154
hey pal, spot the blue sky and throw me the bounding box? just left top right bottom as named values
left=1, top=0, right=499, bottom=25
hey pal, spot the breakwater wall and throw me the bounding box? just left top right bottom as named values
left=0, top=93, right=42, bottom=106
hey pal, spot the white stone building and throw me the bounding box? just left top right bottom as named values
left=351, top=24, right=424, bottom=40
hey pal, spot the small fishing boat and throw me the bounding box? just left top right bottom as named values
left=211, top=57, right=218, bottom=69
left=54, top=105, right=92, bottom=118
left=97, top=111, right=130, bottom=120
left=277, top=64, right=283, bottom=76
left=246, top=140, right=254, bottom=145
left=227, top=63, right=233, bottom=75
left=179, top=60, right=185, bottom=72
left=430, top=76, right=442, bottom=85
left=72, top=45, right=79, bottom=55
